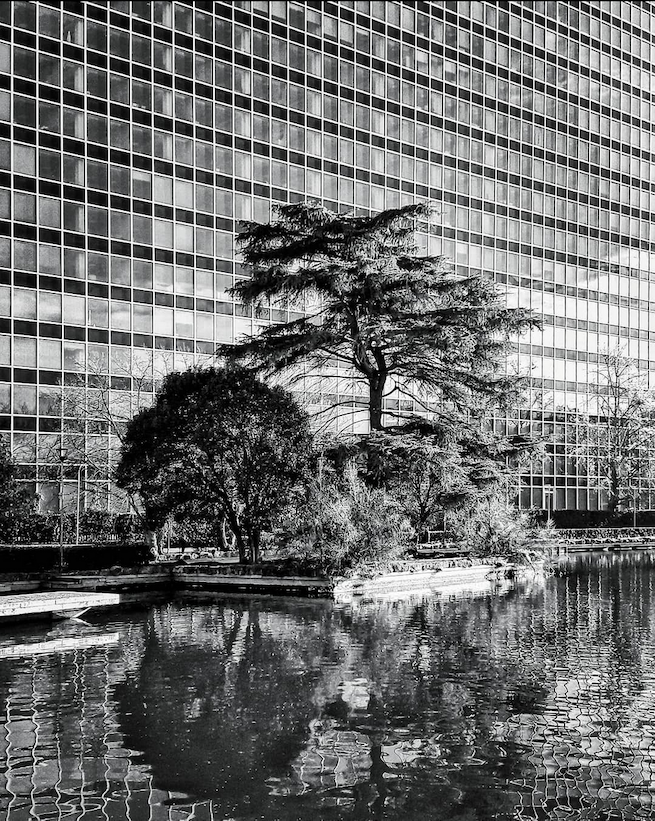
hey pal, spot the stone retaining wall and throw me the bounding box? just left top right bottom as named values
left=174, top=568, right=334, bottom=597
left=0, top=559, right=507, bottom=600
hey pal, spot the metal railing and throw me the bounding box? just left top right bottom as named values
left=554, top=527, right=655, bottom=543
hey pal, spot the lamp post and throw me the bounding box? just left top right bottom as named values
left=75, top=463, right=84, bottom=545
left=58, top=446, right=68, bottom=571
left=633, top=485, right=638, bottom=529
left=544, top=485, right=554, bottom=524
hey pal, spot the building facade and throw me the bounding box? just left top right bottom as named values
left=0, top=0, right=654, bottom=512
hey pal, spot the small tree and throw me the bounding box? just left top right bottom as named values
left=116, top=366, right=314, bottom=563
left=0, top=437, right=36, bottom=543
left=376, top=430, right=518, bottom=541
left=573, top=349, right=655, bottom=517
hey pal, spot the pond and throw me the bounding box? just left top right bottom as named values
left=2, top=552, right=655, bottom=820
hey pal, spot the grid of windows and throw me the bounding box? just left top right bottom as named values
left=1, top=0, right=655, bottom=512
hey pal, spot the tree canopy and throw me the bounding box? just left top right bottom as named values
left=115, top=366, right=314, bottom=562
left=573, top=349, right=655, bottom=516
left=218, top=203, right=536, bottom=435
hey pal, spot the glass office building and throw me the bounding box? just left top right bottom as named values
left=0, top=0, right=654, bottom=512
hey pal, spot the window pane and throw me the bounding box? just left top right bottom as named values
left=14, top=289, right=37, bottom=318
left=39, top=244, right=60, bottom=274
left=38, top=292, right=61, bottom=321
left=88, top=299, right=109, bottom=328
left=14, top=241, right=36, bottom=272
left=111, top=301, right=131, bottom=330
left=14, top=95, right=35, bottom=128
left=40, top=198, right=60, bottom=228
left=39, top=339, right=61, bottom=368
left=15, top=193, right=36, bottom=223
left=63, top=14, right=84, bottom=46
left=39, top=54, right=60, bottom=84
left=64, top=294, right=85, bottom=325
left=39, top=6, right=60, bottom=38
left=64, top=201, right=84, bottom=232
left=14, top=47, right=36, bottom=79
left=110, top=165, right=130, bottom=195
left=132, top=170, right=151, bottom=199
left=14, top=337, right=37, bottom=367
left=63, top=155, right=84, bottom=185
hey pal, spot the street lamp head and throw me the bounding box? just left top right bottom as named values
left=59, top=447, right=68, bottom=462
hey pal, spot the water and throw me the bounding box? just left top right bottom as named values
left=2, top=553, right=655, bottom=820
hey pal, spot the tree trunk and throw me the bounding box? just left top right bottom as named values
left=251, top=528, right=261, bottom=565
left=367, top=375, right=386, bottom=486
left=368, top=377, right=385, bottom=431
left=224, top=506, right=246, bottom=563
left=242, top=513, right=261, bottom=565
left=217, top=515, right=228, bottom=551
left=234, top=528, right=247, bottom=564
left=144, top=529, right=159, bottom=557
left=608, top=461, right=620, bottom=517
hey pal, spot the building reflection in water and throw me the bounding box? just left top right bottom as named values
left=0, top=623, right=216, bottom=820
left=495, top=552, right=655, bottom=818
left=1, top=555, right=655, bottom=819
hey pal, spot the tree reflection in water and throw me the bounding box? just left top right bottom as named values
left=115, top=590, right=547, bottom=820
left=2, top=553, right=655, bottom=819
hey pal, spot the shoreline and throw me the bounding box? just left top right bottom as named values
left=0, top=556, right=524, bottom=606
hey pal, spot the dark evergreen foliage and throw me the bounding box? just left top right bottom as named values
left=219, top=203, right=538, bottom=518
left=115, top=366, right=314, bottom=562
left=218, top=203, right=537, bottom=434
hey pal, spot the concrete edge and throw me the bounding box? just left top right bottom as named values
left=0, top=561, right=536, bottom=602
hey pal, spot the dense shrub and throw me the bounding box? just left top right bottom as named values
left=113, top=514, right=143, bottom=541
left=78, top=509, right=115, bottom=539
left=0, top=438, right=37, bottom=542
left=164, top=515, right=233, bottom=553
left=280, top=461, right=411, bottom=576
left=1, top=541, right=152, bottom=573
left=5, top=512, right=147, bottom=545
left=451, top=497, right=546, bottom=563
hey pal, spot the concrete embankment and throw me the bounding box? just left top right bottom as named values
left=334, top=565, right=496, bottom=601
left=0, top=567, right=171, bottom=596
left=0, top=558, right=514, bottom=604
left=49, top=567, right=173, bottom=592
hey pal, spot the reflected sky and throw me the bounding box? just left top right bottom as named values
left=2, top=555, right=655, bottom=819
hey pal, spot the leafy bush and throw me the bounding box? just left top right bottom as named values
left=450, top=495, right=545, bottom=563
left=114, top=514, right=143, bottom=541
left=78, top=509, right=114, bottom=540
left=0, top=438, right=37, bottom=543
left=12, top=512, right=59, bottom=544
left=5, top=511, right=147, bottom=546
left=281, top=461, right=411, bottom=576
left=2, top=541, right=153, bottom=573
left=163, top=515, right=233, bottom=552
